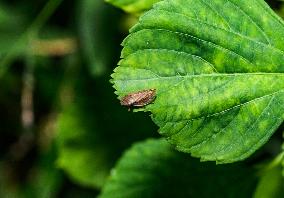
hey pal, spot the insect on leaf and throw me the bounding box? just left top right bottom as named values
left=112, top=0, right=284, bottom=163
left=120, top=89, right=156, bottom=107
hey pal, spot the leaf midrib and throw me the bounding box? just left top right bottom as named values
left=125, top=28, right=280, bottom=69
left=115, top=72, right=284, bottom=81
left=114, top=70, right=284, bottom=122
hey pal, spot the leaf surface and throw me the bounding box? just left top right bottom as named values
left=99, top=139, right=257, bottom=198
left=112, top=0, right=284, bottom=163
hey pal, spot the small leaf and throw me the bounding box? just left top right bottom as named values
left=112, top=0, right=284, bottom=163
left=99, top=139, right=257, bottom=198
left=106, top=0, right=160, bottom=13
left=254, top=162, right=284, bottom=198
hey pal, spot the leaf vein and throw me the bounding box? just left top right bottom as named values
left=199, top=0, right=232, bottom=30
left=226, top=0, right=272, bottom=45
left=189, top=110, right=238, bottom=150
left=122, top=49, right=218, bottom=73
left=156, top=89, right=284, bottom=123
left=213, top=94, right=276, bottom=157
left=138, top=28, right=256, bottom=66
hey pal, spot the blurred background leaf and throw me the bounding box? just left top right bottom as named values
left=254, top=154, right=284, bottom=198
left=106, top=0, right=161, bottom=14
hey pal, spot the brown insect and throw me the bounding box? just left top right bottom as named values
left=120, top=89, right=156, bottom=109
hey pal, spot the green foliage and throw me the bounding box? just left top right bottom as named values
left=111, top=0, right=284, bottom=163
left=282, top=138, right=284, bottom=176
left=56, top=63, right=156, bottom=188
left=0, top=3, right=25, bottom=30
left=106, top=0, right=160, bottom=13
left=254, top=159, right=284, bottom=198
left=100, top=138, right=257, bottom=198
left=1, top=0, right=284, bottom=197
left=56, top=95, right=110, bottom=188
left=0, top=2, right=28, bottom=66
left=55, top=63, right=112, bottom=188
left=77, top=0, right=123, bottom=76
left=22, top=147, right=63, bottom=198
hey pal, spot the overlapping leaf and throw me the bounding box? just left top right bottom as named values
left=100, top=139, right=257, bottom=198
left=254, top=162, right=284, bottom=198
left=106, top=0, right=160, bottom=13
left=111, top=0, right=284, bottom=163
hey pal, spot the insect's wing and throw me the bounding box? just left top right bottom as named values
left=132, top=91, right=156, bottom=106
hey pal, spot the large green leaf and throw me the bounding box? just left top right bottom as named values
left=106, top=0, right=160, bottom=13
left=111, top=0, right=284, bottom=163
left=99, top=139, right=257, bottom=198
